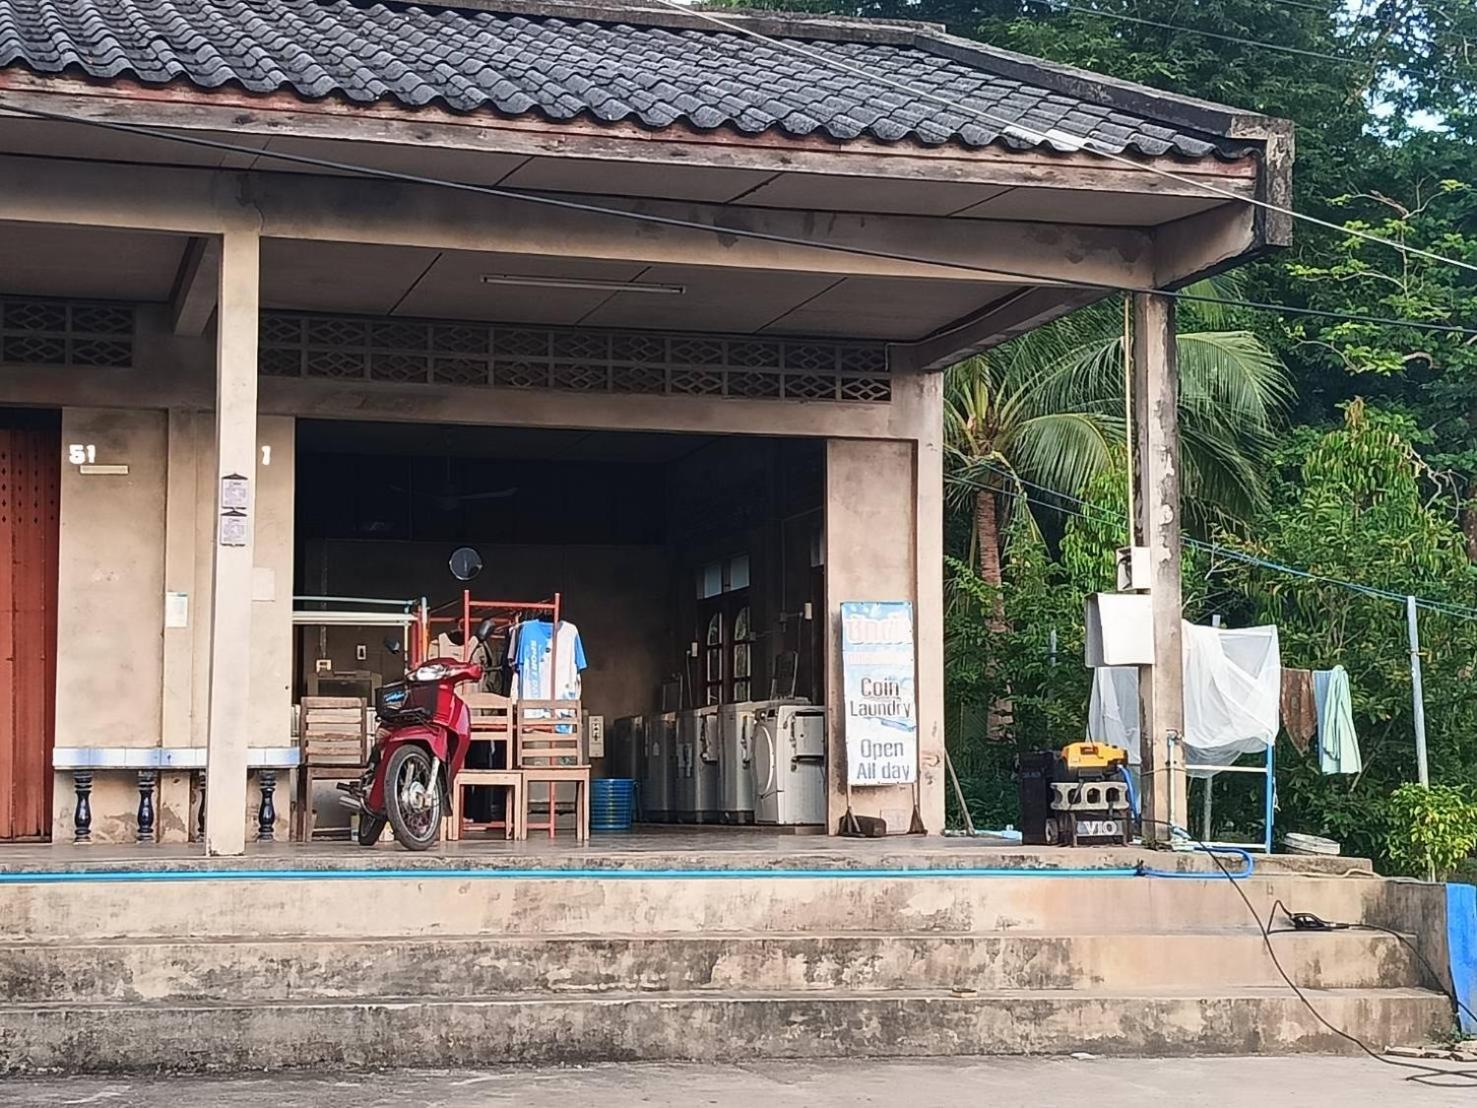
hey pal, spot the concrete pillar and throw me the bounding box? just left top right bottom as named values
left=912, top=375, right=946, bottom=833
left=203, top=230, right=259, bottom=856
left=161, top=411, right=198, bottom=751
left=1132, top=292, right=1188, bottom=840
left=823, top=437, right=944, bottom=835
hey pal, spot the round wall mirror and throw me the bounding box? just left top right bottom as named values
left=449, top=546, right=483, bottom=581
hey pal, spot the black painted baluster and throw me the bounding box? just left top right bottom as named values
left=196, top=770, right=207, bottom=841
left=73, top=771, right=92, bottom=844
left=257, top=769, right=277, bottom=842
left=136, top=769, right=157, bottom=844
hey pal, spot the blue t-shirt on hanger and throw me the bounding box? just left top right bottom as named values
left=509, top=619, right=587, bottom=702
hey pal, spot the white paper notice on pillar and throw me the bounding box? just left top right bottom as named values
left=219, top=473, right=251, bottom=547
left=841, top=600, right=918, bottom=786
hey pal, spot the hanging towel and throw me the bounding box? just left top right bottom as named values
left=1313, top=665, right=1362, bottom=775
left=1280, top=668, right=1317, bottom=754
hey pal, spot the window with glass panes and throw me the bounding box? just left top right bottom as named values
left=697, top=555, right=752, bottom=705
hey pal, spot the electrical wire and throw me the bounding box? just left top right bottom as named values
left=1267, top=898, right=1477, bottom=1028
left=972, top=459, right=1477, bottom=622
left=1262, top=0, right=1348, bottom=13
left=1040, top=1, right=1367, bottom=63
left=2, top=101, right=1475, bottom=344
left=651, top=0, right=1477, bottom=279
left=1140, top=823, right=1477, bottom=1087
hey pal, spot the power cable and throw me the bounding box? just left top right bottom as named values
left=1262, top=0, right=1348, bottom=13
left=654, top=0, right=1477, bottom=278
left=1040, top=1, right=1367, bottom=63
left=971, top=459, right=1477, bottom=621
left=2, top=102, right=1475, bottom=343
left=1268, top=899, right=1477, bottom=1028
left=1160, top=826, right=1477, bottom=1087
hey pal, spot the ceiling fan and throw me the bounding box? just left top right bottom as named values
left=429, top=456, right=518, bottom=513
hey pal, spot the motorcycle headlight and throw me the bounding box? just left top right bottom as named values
left=411, top=663, right=450, bottom=682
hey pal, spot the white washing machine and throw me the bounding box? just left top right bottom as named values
left=752, top=703, right=826, bottom=826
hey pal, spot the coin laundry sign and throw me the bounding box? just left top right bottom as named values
left=841, top=600, right=918, bottom=786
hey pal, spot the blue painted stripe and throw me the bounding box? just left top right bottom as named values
left=0, top=859, right=1270, bottom=885
left=0, top=865, right=1158, bottom=884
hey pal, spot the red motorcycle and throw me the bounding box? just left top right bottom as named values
left=339, top=618, right=495, bottom=851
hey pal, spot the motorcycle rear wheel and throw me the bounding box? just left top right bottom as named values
left=384, top=744, right=443, bottom=851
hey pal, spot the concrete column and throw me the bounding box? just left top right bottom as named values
left=1132, top=292, right=1188, bottom=840
left=912, top=375, right=946, bottom=833
left=161, top=410, right=198, bottom=751
left=203, top=230, right=259, bottom=856
left=823, top=437, right=943, bottom=834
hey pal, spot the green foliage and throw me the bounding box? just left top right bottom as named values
left=944, top=292, right=1289, bottom=586
left=1284, top=185, right=1477, bottom=489
left=944, top=478, right=1109, bottom=829
left=1386, top=784, right=1477, bottom=880
left=717, top=0, right=1477, bottom=863
left=1185, top=406, right=1477, bottom=865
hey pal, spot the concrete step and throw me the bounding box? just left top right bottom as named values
left=0, top=929, right=1429, bottom=1002
left=0, top=988, right=1451, bottom=1072
left=0, top=872, right=1430, bottom=941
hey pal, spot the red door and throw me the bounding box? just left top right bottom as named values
left=0, top=410, right=60, bottom=841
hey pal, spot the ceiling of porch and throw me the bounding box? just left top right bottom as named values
left=0, top=219, right=1020, bottom=342
left=0, top=121, right=1250, bottom=345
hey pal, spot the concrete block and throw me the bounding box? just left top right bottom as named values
left=0, top=930, right=1429, bottom=1004
left=0, top=989, right=1452, bottom=1073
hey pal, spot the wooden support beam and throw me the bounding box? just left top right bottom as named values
left=1132, top=292, right=1187, bottom=842
left=0, top=154, right=1157, bottom=287
left=203, top=230, right=259, bottom=857
left=0, top=79, right=1263, bottom=200
left=168, top=236, right=220, bottom=336
left=1153, top=203, right=1260, bottom=290
left=895, top=286, right=1108, bottom=371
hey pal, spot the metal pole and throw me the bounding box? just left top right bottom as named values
left=1049, top=628, right=1058, bottom=668
left=1263, top=734, right=1276, bottom=854
left=1407, top=595, right=1431, bottom=787
left=945, top=748, right=977, bottom=836
left=1204, top=614, right=1221, bottom=839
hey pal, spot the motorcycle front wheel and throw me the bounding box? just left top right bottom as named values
left=383, top=744, right=443, bottom=851
left=356, top=813, right=387, bottom=847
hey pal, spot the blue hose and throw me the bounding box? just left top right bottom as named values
left=1118, top=764, right=1140, bottom=819
left=1139, top=844, right=1255, bottom=880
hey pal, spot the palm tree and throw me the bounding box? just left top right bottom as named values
left=945, top=290, right=1290, bottom=592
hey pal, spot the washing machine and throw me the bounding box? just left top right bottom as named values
left=717, top=701, right=758, bottom=824
left=639, top=712, right=676, bottom=822
left=752, top=703, right=826, bottom=826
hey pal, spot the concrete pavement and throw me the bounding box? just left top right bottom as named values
left=5, top=1057, right=1477, bottom=1108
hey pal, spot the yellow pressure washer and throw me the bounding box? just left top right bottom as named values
left=1017, top=741, right=1134, bottom=847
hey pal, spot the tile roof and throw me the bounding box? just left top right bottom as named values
left=0, top=0, right=1250, bottom=160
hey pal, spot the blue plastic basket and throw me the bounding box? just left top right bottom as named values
left=590, top=777, right=637, bottom=833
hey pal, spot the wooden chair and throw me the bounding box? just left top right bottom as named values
left=517, top=699, right=590, bottom=842
left=449, top=770, right=524, bottom=841
left=294, top=696, right=370, bottom=841
left=449, top=693, right=523, bottom=840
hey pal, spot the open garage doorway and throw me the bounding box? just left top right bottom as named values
left=293, top=419, right=827, bottom=838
